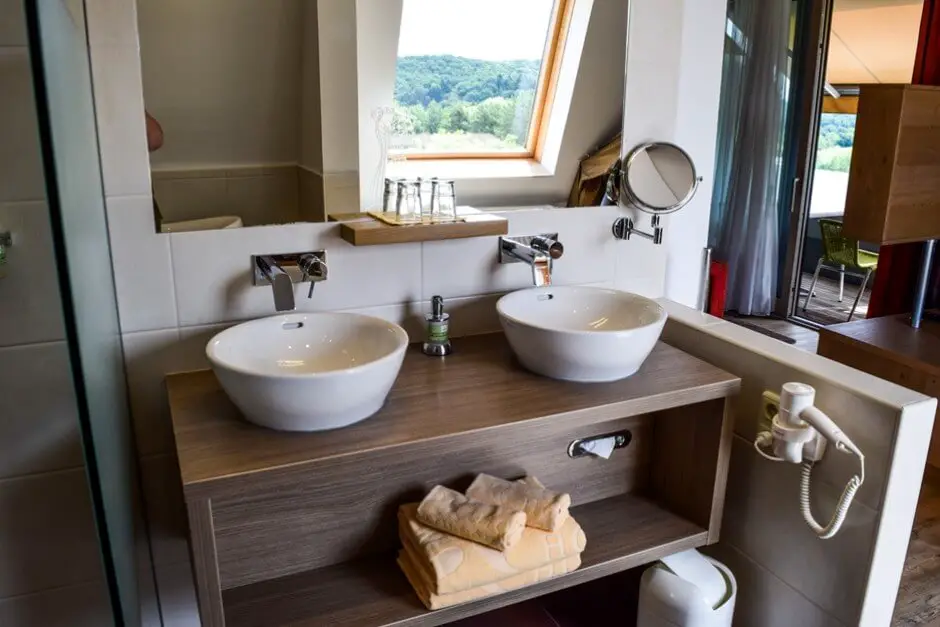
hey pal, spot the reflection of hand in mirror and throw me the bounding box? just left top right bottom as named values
left=146, top=111, right=164, bottom=153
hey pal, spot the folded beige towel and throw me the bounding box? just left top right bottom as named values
left=398, top=548, right=581, bottom=610
left=466, top=474, right=571, bottom=532
left=399, top=503, right=586, bottom=595
left=416, top=485, right=527, bottom=551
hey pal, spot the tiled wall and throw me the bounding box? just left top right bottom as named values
left=152, top=164, right=302, bottom=227
left=137, top=0, right=304, bottom=170
left=0, top=3, right=112, bottom=625
left=662, top=301, right=935, bottom=626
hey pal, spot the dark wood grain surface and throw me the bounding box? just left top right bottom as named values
left=167, top=335, right=740, bottom=495
left=820, top=315, right=940, bottom=374
left=211, top=412, right=654, bottom=588
left=818, top=316, right=940, bottom=466
left=222, top=494, right=707, bottom=627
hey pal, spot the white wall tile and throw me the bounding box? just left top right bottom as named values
left=122, top=328, right=182, bottom=457
left=153, top=177, right=228, bottom=224
left=614, top=218, right=668, bottom=294
left=0, top=0, right=26, bottom=46
left=0, top=469, right=105, bottom=597
left=721, top=436, right=877, bottom=625
left=106, top=195, right=178, bottom=332
left=169, top=222, right=422, bottom=326
left=0, top=202, right=66, bottom=346
left=85, top=0, right=152, bottom=197
left=861, top=399, right=935, bottom=626
left=0, top=342, right=83, bottom=479
left=705, top=543, right=845, bottom=627
left=140, top=454, right=190, bottom=567
left=226, top=171, right=301, bottom=227
left=154, top=561, right=200, bottom=627
left=0, top=579, right=112, bottom=627
left=0, top=48, right=46, bottom=203
left=662, top=315, right=904, bottom=512
left=421, top=207, right=619, bottom=300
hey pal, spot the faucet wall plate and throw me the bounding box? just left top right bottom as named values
left=498, top=233, right=559, bottom=265
left=252, top=251, right=327, bottom=286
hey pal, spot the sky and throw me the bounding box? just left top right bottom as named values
left=396, top=0, right=555, bottom=61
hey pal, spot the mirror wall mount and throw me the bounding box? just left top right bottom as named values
left=613, top=141, right=701, bottom=246
left=612, top=216, right=663, bottom=245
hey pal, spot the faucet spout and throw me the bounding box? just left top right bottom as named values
left=255, top=256, right=295, bottom=312
left=498, top=234, right=564, bottom=287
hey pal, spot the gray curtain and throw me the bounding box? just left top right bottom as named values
left=709, top=0, right=792, bottom=315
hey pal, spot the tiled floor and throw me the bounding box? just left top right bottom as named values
left=894, top=473, right=940, bottom=626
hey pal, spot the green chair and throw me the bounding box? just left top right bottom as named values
left=802, top=218, right=878, bottom=322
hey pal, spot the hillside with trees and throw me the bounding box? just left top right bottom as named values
left=815, top=113, right=856, bottom=173
left=392, top=55, right=541, bottom=151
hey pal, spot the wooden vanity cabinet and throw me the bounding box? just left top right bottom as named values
left=167, top=334, right=740, bottom=627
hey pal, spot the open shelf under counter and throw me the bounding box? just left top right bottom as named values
left=223, top=494, right=707, bottom=627
left=166, top=333, right=741, bottom=626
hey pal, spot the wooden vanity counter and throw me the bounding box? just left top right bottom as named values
left=167, top=334, right=740, bottom=627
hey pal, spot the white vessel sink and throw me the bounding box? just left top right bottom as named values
left=206, top=312, right=409, bottom=431
left=497, top=286, right=667, bottom=382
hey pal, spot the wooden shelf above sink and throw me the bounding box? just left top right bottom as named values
left=328, top=208, right=508, bottom=246
left=223, top=494, right=707, bottom=627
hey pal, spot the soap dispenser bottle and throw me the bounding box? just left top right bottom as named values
left=423, top=295, right=453, bottom=356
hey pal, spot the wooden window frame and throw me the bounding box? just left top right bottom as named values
left=395, top=0, right=576, bottom=162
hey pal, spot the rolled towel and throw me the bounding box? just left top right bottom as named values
left=416, top=485, right=526, bottom=551
left=399, top=503, right=586, bottom=595
left=398, top=548, right=582, bottom=611
left=466, top=474, right=570, bottom=532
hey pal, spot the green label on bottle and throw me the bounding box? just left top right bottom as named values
left=429, top=320, right=449, bottom=343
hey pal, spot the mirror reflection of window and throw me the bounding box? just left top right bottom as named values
left=392, top=0, right=562, bottom=158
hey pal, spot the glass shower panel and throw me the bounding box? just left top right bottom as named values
left=26, top=1, right=139, bottom=624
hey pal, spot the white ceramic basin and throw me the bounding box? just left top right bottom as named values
left=206, top=312, right=409, bottom=431
left=497, top=286, right=667, bottom=382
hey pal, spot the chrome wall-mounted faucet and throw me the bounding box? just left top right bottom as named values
left=498, top=233, right=564, bottom=287
left=252, top=251, right=328, bottom=312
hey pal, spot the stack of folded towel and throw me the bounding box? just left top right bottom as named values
left=397, top=474, right=586, bottom=610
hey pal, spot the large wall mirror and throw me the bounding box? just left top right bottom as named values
left=138, top=0, right=629, bottom=233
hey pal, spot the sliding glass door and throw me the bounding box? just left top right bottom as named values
left=26, top=1, right=139, bottom=624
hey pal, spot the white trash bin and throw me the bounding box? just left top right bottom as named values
left=637, top=549, right=736, bottom=627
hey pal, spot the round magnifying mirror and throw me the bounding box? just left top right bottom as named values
left=621, top=142, right=699, bottom=214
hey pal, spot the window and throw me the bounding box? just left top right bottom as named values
left=391, top=0, right=573, bottom=159
left=809, top=111, right=856, bottom=219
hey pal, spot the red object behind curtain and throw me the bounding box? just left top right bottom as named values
left=867, top=0, right=940, bottom=318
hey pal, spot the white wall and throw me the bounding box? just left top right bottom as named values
left=0, top=2, right=113, bottom=624
left=622, top=0, right=726, bottom=308
left=82, top=0, right=724, bottom=622
left=137, top=0, right=304, bottom=170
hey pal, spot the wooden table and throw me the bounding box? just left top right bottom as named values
left=818, top=314, right=940, bottom=467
